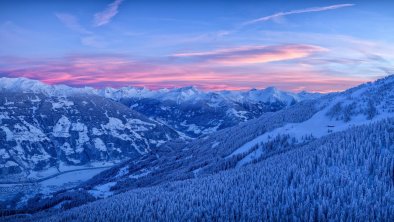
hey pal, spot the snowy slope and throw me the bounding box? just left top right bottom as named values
left=0, top=91, right=179, bottom=180
left=105, top=85, right=320, bottom=137
left=227, top=75, right=394, bottom=166
left=64, top=75, right=394, bottom=199
left=10, top=115, right=394, bottom=221
left=0, top=77, right=318, bottom=205
left=3, top=75, right=394, bottom=216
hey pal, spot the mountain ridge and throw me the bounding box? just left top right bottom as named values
left=0, top=77, right=320, bottom=138
left=71, top=74, right=394, bottom=199
left=3, top=75, right=394, bottom=221
left=0, top=77, right=320, bottom=100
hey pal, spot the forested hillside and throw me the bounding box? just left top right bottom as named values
left=9, top=117, right=394, bottom=221
left=8, top=75, right=394, bottom=219
left=73, top=76, right=394, bottom=196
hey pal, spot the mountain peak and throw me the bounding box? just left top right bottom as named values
left=0, top=77, right=320, bottom=103
left=264, top=86, right=278, bottom=92
left=0, top=76, right=95, bottom=96
left=173, top=85, right=200, bottom=93
left=0, top=77, right=49, bottom=93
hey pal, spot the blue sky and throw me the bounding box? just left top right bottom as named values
left=0, top=0, right=393, bottom=92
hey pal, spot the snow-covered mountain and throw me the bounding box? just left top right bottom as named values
left=47, top=75, right=394, bottom=204
left=0, top=77, right=319, bottom=138
left=0, top=91, right=179, bottom=180
left=25, top=119, right=394, bottom=221
left=0, top=77, right=319, bottom=103
left=0, top=77, right=316, bottom=194
left=0, top=77, right=94, bottom=96
left=97, top=85, right=315, bottom=105
left=98, top=84, right=320, bottom=138
left=5, top=75, right=394, bottom=221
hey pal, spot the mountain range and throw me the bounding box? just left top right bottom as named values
left=2, top=75, right=394, bottom=221
left=0, top=77, right=320, bottom=138
left=0, top=77, right=315, bottom=181
left=65, top=74, right=394, bottom=197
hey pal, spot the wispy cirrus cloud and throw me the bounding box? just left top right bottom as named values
left=244, top=4, right=354, bottom=25
left=172, top=44, right=326, bottom=65
left=94, top=0, right=124, bottom=27
left=55, top=0, right=125, bottom=48
left=55, top=13, right=91, bottom=34
left=55, top=13, right=107, bottom=48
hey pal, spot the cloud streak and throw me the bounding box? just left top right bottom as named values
left=244, top=4, right=354, bottom=25
left=0, top=53, right=373, bottom=93
left=55, top=13, right=91, bottom=34
left=172, top=44, right=326, bottom=65
left=94, top=0, right=124, bottom=27
left=55, top=13, right=108, bottom=48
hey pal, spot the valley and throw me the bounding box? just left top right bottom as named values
left=2, top=75, right=394, bottom=221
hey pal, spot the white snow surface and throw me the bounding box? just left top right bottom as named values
left=88, top=182, right=117, bottom=198
left=53, top=116, right=71, bottom=137
left=93, top=138, right=107, bottom=151
left=228, top=80, right=394, bottom=167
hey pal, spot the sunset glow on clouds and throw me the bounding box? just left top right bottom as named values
left=172, top=45, right=327, bottom=65
left=0, top=49, right=372, bottom=92
left=1, top=1, right=394, bottom=92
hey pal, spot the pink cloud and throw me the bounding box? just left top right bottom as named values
left=0, top=53, right=373, bottom=93
left=172, top=45, right=326, bottom=65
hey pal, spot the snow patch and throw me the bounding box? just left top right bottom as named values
left=211, top=142, right=220, bottom=148
left=0, top=149, right=10, bottom=159
left=115, top=166, right=129, bottom=178
left=51, top=99, right=74, bottom=110
left=88, top=182, right=117, bottom=198
left=93, top=138, right=107, bottom=152
left=129, top=169, right=151, bottom=179
left=61, top=142, right=74, bottom=156
left=53, top=116, right=71, bottom=137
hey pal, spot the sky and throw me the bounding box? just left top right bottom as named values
left=0, top=0, right=394, bottom=92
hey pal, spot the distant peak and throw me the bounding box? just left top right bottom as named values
left=247, top=86, right=279, bottom=93
left=0, top=76, right=95, bottom=96
left=0, top=76, right=47, bottom=90
left=263, top=86, right=278, bottom=92
left=174, top=86, right=200, bottom=92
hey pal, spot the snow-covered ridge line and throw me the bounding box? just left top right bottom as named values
left=0, top=77, right=95, bottom=97
left=227, top=74, right=394, bottom=167
left=0, top=77, right=320, bottom=103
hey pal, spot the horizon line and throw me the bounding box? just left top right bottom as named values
left=0, top=75, right=386, bottom=94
